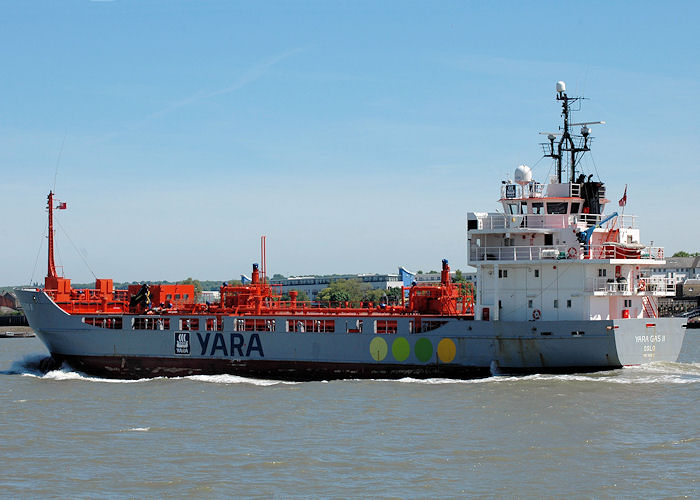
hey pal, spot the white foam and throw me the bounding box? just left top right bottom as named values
left=126, top=427, right=150, bottom=432
left=186, top=374, right=298, bottom=386
left=22, top=369, right=156, bottom=383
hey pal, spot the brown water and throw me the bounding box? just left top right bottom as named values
left=1, top=335, right=698, bottom=498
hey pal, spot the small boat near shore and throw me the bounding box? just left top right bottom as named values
left=0, top=331, right=36, bottom=338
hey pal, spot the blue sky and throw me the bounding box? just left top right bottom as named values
left=1, top=0, right=699, bottom=285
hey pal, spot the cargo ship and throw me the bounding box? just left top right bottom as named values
left=16, top=82, right=689, bottom=380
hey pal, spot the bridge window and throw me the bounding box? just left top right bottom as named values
left=546, top=202, right=568, bottom=214
left=532, top=202, right=544, bottom=215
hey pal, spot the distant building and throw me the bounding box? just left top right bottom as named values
left=200, top=291, right=221, bottom=304
left=415, top=271, right=477, bottom=284
left=269, top=273, right=403, bottom=300
left=646, top=256, right=700, bottom=284
left=269, top=268, right=477, bottom=300
left=0, top=292, right=18, bottom=310
left=681, top=279, right=700, bottom=299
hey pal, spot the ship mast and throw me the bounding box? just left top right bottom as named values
left=542, top=81, right=604, bottom=183
left=47, top=191, right=58, bottom=279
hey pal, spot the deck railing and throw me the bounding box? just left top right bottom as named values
left=471, top=213, right=639, bottom=231
left=469, top=244, right=665, bottom=262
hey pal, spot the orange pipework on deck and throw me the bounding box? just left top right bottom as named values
left=39, top=192, right=474, bottom=318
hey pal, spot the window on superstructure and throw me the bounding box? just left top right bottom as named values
left=570, top=203, right=580, bottom=213
left=567, top=300, right=572, bottom=308
left=534, top=269, right=540, bottom=278
left=528, top=300, right=533, bottom=308
left=498, top=270, right=508, bottom=278
left=546, top=202, right=568, bottom=214
left=554, top=300, right=559, bottom=308
left=599, top=269, right=607, bottom=277
left=508, top=204, right=518, bottom=215
left=532, top=203, right=544, bottom=215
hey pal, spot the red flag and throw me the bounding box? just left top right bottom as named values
left=618, top=185, right=627, bottom=207
left=57, top=202, right=67, bottom=210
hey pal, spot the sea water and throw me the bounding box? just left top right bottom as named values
left=1, top=335, right=698, bottom=499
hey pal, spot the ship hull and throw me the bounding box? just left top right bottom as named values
left=17, top=289, right=688, bottom=380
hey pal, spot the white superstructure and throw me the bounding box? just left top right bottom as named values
left=467, top=82, right=674, bottom=323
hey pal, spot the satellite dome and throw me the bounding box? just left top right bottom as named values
left=514, top=165, right=532, bottom=186
left=556, top=81, right=566, bottom=93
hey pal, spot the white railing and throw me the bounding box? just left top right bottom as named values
left=472, top=213, right=639, bottom=232
left=575, top=213, right=638, bottom=230
left=584, top=278, right=631, bottom=294
left=470, top=245, right=569, bottom=262
left=473, top=214, right=572, bottom=231
left=470, top=244, right=666, bottom=263
left=585, top=245, right=664, bottom=261
left=639, top=276, right=676, bottom=295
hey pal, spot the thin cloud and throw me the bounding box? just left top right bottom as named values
left=96, top=48, right=301, bottom=142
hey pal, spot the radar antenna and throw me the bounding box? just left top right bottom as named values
left=541, top=81, right=604, bottom=183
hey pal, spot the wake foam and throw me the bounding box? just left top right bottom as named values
left=0, top=353, right=50, bottom=376
left=185, top=374, right=298, bottom=386
left=385, top=362, right=700, bottom=385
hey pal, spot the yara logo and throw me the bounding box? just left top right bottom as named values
left=175, top=332, right=190, bottom=355
left=196, top=332, right=264, bottom=358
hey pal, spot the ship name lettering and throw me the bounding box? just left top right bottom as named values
left=196, top=332, right=264, bottom=358
left=634, top=334, right=667, bottom=344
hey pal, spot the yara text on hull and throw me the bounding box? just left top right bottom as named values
left=17, top=81, right=690, bottom=380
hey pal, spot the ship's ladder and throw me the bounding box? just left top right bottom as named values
left=642, top=295, right=658, bottom=319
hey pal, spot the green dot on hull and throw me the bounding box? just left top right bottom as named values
left=414, top=338, right=433, bottom=362
left=392, top=337, right=410, bottom=361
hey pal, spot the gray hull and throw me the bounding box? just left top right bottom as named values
left=17, top=289, right=688, bottom=380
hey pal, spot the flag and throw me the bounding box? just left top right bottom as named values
left=57, top=202, right=67, bottom=210
left=241, top=274, right=251, bottom=284
left=618, top=185, right=627, bottom=207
